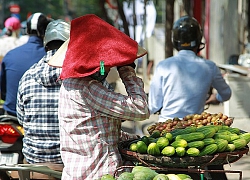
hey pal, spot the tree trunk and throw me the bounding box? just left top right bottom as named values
left=165, top=0, right=175, bottom=58
left=183, top=0, right=193, bottom=16
left=63, top=0, right=74, bottom=19
left=116, top=0, right=130, bottom=37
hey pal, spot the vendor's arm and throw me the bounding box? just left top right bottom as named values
left=87, top=66, right=149, bottom=121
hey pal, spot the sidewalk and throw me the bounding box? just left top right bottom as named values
left=115, top=77, right=250, bottom=180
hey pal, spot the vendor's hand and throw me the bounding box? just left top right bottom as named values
left=117, top=62, right=136, bottom=70
left=205, top=93, right=220, bottom=105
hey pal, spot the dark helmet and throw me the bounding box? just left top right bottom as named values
left=26, top=12, right=52, bottom=38
left=172, top=16, right=204, bottom=52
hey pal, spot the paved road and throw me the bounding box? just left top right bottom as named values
left=114, top=77, right=250, bottom=180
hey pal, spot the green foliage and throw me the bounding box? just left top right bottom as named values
left=76, top=0, right=102, bottom=17
left=2, top=0, right=102, bottom=25
left=2, top=0, right=165, bottom=29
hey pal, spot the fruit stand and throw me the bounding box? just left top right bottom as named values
left=116, top=112, right=250, bottom=180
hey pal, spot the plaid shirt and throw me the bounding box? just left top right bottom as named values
left=59, top=66, right=149, bottom=180
left=16, top=50, right=63, bottom=163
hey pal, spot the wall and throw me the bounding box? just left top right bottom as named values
left=209, top=0, right=240, bottom=64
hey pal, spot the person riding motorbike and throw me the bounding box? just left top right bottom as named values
left=148, top=15, right=231, bottom=121
left=0, top=13, right=51, bottom=117
left=16, top=19, right=70, bottom=179
left=148, top=15, right=232, bottom=180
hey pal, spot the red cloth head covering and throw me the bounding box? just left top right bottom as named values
left=48, top=14, right=147, bottom=79
left=4, top=17, right=21, bottom=31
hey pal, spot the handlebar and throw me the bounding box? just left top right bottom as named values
left=0, top=114, right=18, bottom=122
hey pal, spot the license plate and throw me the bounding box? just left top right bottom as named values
left=0, top=153, right=19, bottom=165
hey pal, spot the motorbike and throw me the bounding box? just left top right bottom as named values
left=0, top=114, right=62, bottom=180
left=0, top=114, right=24, bottom=180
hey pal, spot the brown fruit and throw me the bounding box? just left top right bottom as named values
left=222, top=115, right=228, bottom=120
left=202, top=119, right=208, bottom=125
left=217, top=112, right=223, bottom=118
left=207, top=116, right=212, bottom=122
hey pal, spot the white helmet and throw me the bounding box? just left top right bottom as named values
left=44, top=19, right=70, bottom=46
left=26, top=12, right=51, bottom=37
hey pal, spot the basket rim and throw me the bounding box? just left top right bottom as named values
left=118, top=139, right=249, bottom=168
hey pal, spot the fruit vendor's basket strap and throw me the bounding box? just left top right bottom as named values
left=120, top=148, right=159, bottom=168
left=133, top=153, right=160, bottom=168
left=113, top=166, right=134, bottom=178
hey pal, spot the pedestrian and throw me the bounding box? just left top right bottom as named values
left=0, top=16, right=28, bottom=58
left=148, top=15, right=231, bottom=180
left=4, top=16, right=21, bottom=37
left=48, top=14, right=150, bottom=180
left=0, top=13, right=51, bottom=116
left=17, top=19, right=70, bottom=166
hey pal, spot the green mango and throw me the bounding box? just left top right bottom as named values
left=137, top=140, right=148, bottom=154
left=101, top=174, right=115, bottom=180
left=153, top=174, right=169, bottom=180
left=117, top=172, right=134, bottom=180
left=132, top=166, right=158, bottom=176
left=133, top=171, right=158, bottom=180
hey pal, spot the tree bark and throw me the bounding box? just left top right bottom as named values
left=116, top=0, right=130, bottom=37
left=165, top=0, right=175, bottom=58
left=63, top=0, right=74, bottom=19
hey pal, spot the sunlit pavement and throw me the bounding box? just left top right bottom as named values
left=115, top=76, right=250, bottom=180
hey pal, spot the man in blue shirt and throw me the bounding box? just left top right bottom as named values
left=0, top=13, right=51, bottom=116
left=148, top=16, right=231, bottom=122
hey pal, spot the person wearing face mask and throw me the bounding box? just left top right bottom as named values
left=48, top=14, right=150, bottom=180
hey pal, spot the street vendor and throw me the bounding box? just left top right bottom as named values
left=48, top=14, right=150, bottom=179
